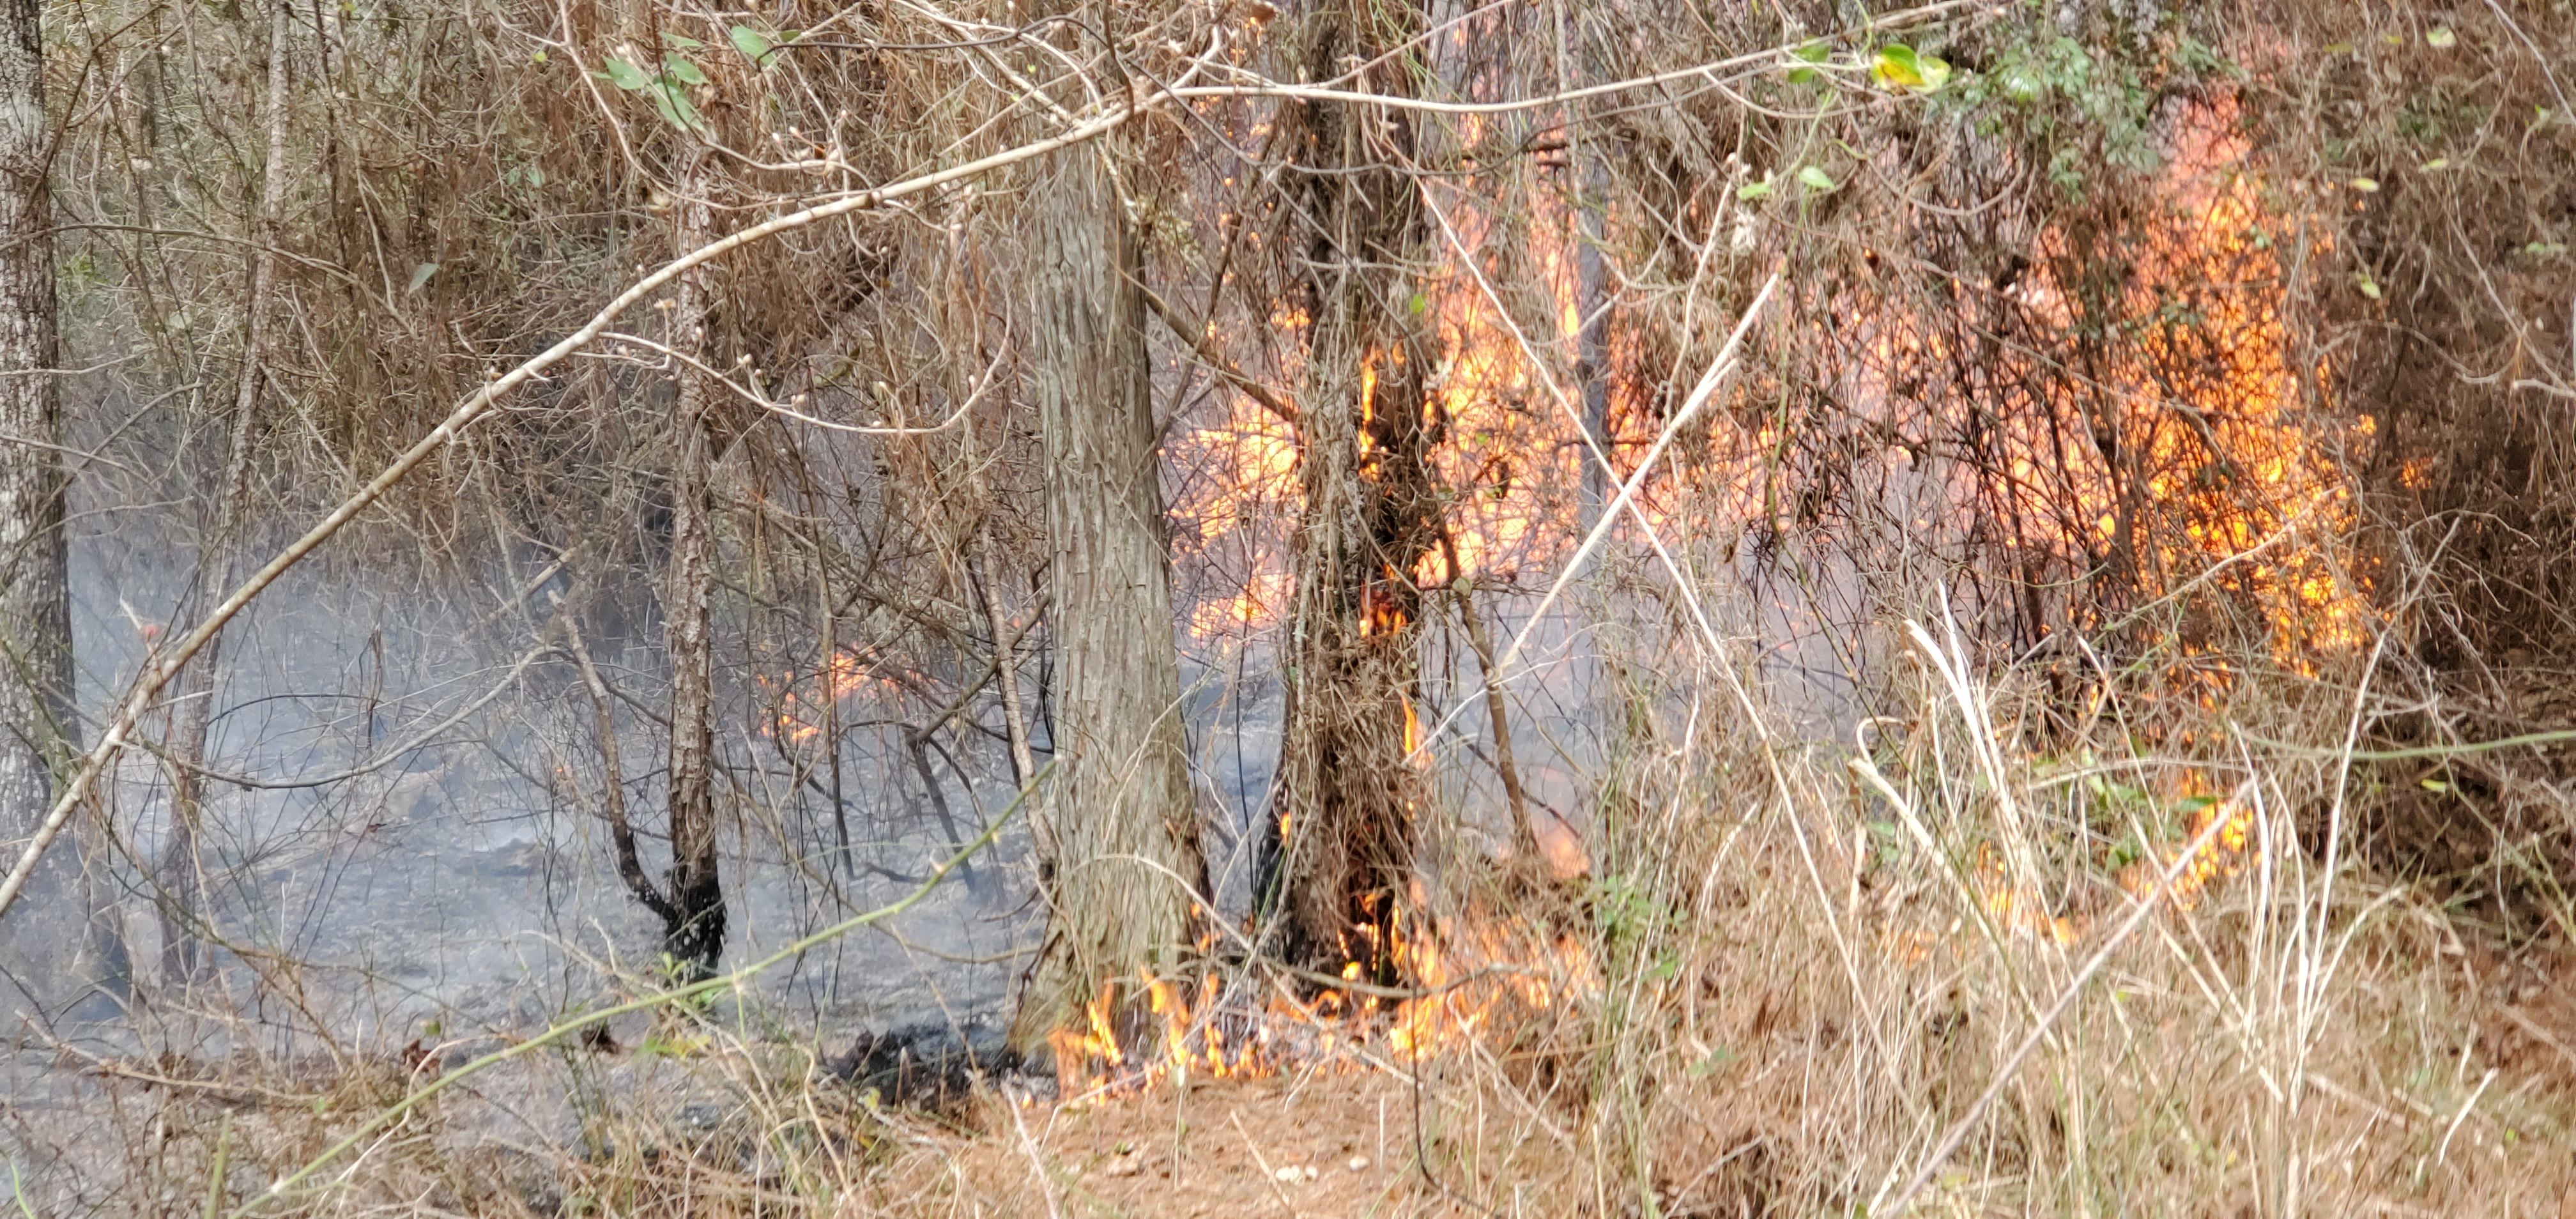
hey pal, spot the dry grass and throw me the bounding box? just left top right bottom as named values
left=14, top=2, right=2576, bottom=1216
left=16, top=635, right=2576, bottom=1218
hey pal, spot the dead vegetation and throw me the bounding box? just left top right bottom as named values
left=4, top=0, right=2576, bottom=1215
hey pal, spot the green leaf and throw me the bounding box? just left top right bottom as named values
left=530, top=48, right=547, bottom=64
left=406, top=262, right=440, bottom=293
left=1736, top=174, right=1772, bottom=201
left=1869, top=43, right=1949, bottom=92
left=2420, top=778, right=2450, bottom=792
left=2355, top=271, right=2381, bottom=300
left=1792, top=40, right=1830, bottom=64
left=728, top=24, right=775, bottom=66
left=2348, top=176, right=2379, bottom=192
left=663, top=56, right=708, bottom=86
left=2425, top=26, right=2455, bottom=48
left=1797, top=165, right=1837, bottom=193
left=1787, top=67, right=1818, bottom=85
left=1406, top=293, right=1429, bottom=315
left=596, top=56, right=651, bottom=91
left=2419, top=158, right=2449, bottom=171
left=1998, top=65, right=2044, bottom=105
left=647, top=83, right=710, bottom=134
left=1871, top=45, right=1919, bottom=88
left=661, top=31, right=703, bottom=48
left=2524, top=241, right=2568, bottom=258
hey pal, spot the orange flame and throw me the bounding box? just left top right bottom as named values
left=756, top=648, right=900, bottom=743
left=1046, top=905, right=1597, bottom=1100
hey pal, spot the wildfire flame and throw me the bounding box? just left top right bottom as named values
left=1145, top=94, right=2345, bottom=1086
left=757, top=648, right=898, bottom=744
left=1173, top=165, right=1597, bottom=638
left=1046, top=907, right=1597, bottom=1100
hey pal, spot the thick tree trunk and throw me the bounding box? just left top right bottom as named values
left=0, top=0, right=103, bottom=1011
left=1261, top=0, right=1441, bottom=977
left=1011, top=132, right=1204, bottom=1056
left=659, top=148, right=726, bottom=981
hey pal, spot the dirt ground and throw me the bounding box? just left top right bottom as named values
left=919, top=1068, right=1573, bottom=1218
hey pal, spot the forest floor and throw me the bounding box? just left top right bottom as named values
left=877, top=937, right=2576, bottom=1219
left=909, top=1070, right=1575, bottom=1218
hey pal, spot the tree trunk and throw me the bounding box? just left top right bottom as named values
left=1560, top=0, right=1612, bottom=529
left=1260, top=0, right=1441, bottom=978
left=1011, top=128, right=1205, bottom=1057
left=971, top=535, right=1036, bottom=791
left=0, top=0, right=110, bottom=1012
left=156, top=0, right=295, bottom=989
left=659, top=148, right=725, bottom=981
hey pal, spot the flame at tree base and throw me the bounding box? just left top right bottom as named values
left=1044, top=906, right=1598, bottom=1102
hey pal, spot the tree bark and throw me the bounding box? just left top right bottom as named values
left=1261, top=0, right=1441, bottom=977
left=1560, top=0, right=1612, bottom=529
left=156, top=0, right=295, bottom=989
left=560, top=604, right=678, bottom=929
left=1011, top=127, right=1205, bottom=1056
left=0, top=0, right=109, bottom=1012
left=658, top=146, right=726, bottom=981
left=971, top=535, right=1036, bottom=791
left=1452, top=571, right=1533, bottom=854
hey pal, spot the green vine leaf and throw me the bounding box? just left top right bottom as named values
left=729, top=24, right=776, bottom=67
left=596, top=56, right=651, bottom=91
left=1870, top=43, right=1950, bottom=93
left=646, top=83, right=710, bottom=134
left=1785, top=39, right=1828, bottom=85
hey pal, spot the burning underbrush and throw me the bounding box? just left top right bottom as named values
left=1043, top=900, right=1600, bottom=1103
left=17, top=4, right=2576, bottom=1216
left=24, top=667, right=2576, bottom=1219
